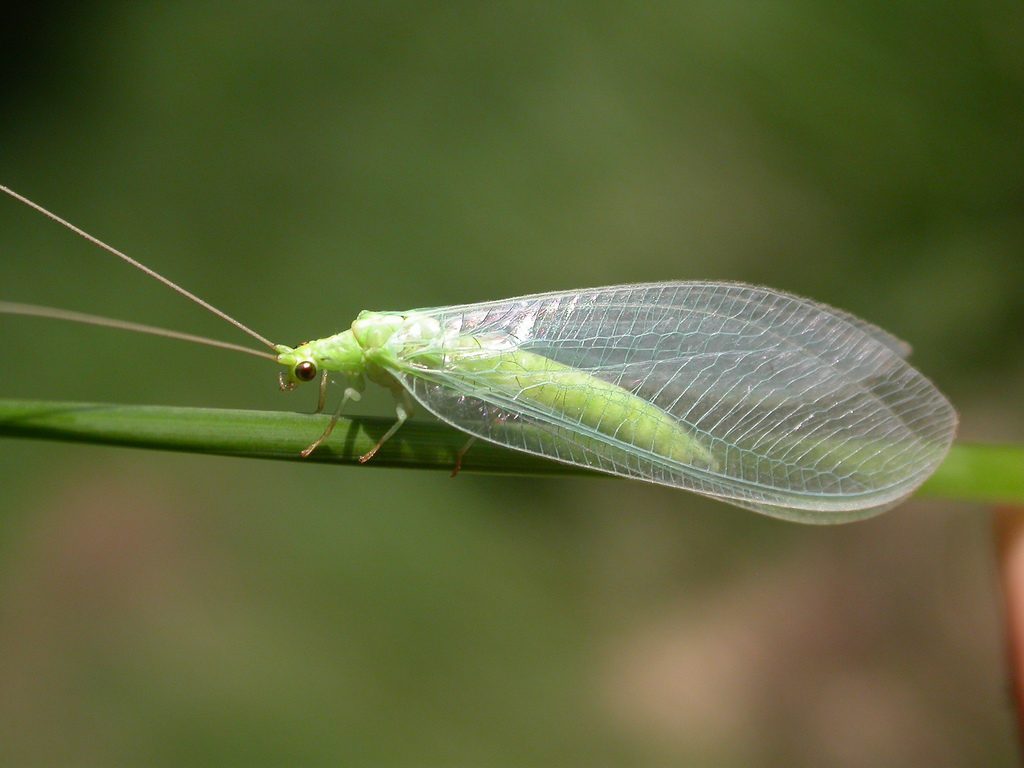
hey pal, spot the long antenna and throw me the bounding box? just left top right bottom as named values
left=0, top=301, right=277, bottom=361
left=0, top=185, right=277, bottom=350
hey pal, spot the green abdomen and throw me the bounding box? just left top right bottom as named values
left=457, top=346, right=715, bottom=468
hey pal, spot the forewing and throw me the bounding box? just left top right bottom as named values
left=392, top=282, right=955, bottom=522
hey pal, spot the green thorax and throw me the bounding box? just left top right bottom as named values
left=274, top=311, right=442, bottom=387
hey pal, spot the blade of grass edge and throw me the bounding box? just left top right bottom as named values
left=0, top=398, right=1020, bottom=503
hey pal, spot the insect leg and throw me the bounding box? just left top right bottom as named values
left=358, top=391, right=414, bottom=464
left=450, top=437, right=477, bottom=478
left=315, top=370, right=331, bottom=413
left=452, top=405, right=512, bottom=476
left=300, top=383, right=363, bottom=458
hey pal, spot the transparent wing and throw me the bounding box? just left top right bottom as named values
left=823, top=306, right=912, bottom=359
left=390, top=282, right=955, bottom=522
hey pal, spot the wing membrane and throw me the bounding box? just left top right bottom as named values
left=391, top=282, right=955, bottom=522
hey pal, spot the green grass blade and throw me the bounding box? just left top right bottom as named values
left=0, top=398, right=1020, bottom=504
left=918, top=442, right=1024, bottom=503
left=0, top=398, right=582, bottom=477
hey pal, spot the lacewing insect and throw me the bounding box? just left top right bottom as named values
left=0, top=186, right=956, bottom=523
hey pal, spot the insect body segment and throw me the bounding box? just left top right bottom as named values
left=436, top=346, right=717, bottom=469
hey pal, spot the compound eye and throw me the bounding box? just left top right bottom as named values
left=295, top=361, right=317, bottom=382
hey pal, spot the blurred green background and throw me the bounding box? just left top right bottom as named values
left=1, top=3, right=1022, bottom=765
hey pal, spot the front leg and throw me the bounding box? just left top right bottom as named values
left=314, top=370, right=331, bottom=413
left=300, top=378, right=364, bottom=458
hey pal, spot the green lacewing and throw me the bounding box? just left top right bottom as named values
left=0, top=186, right=956, bottom=523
